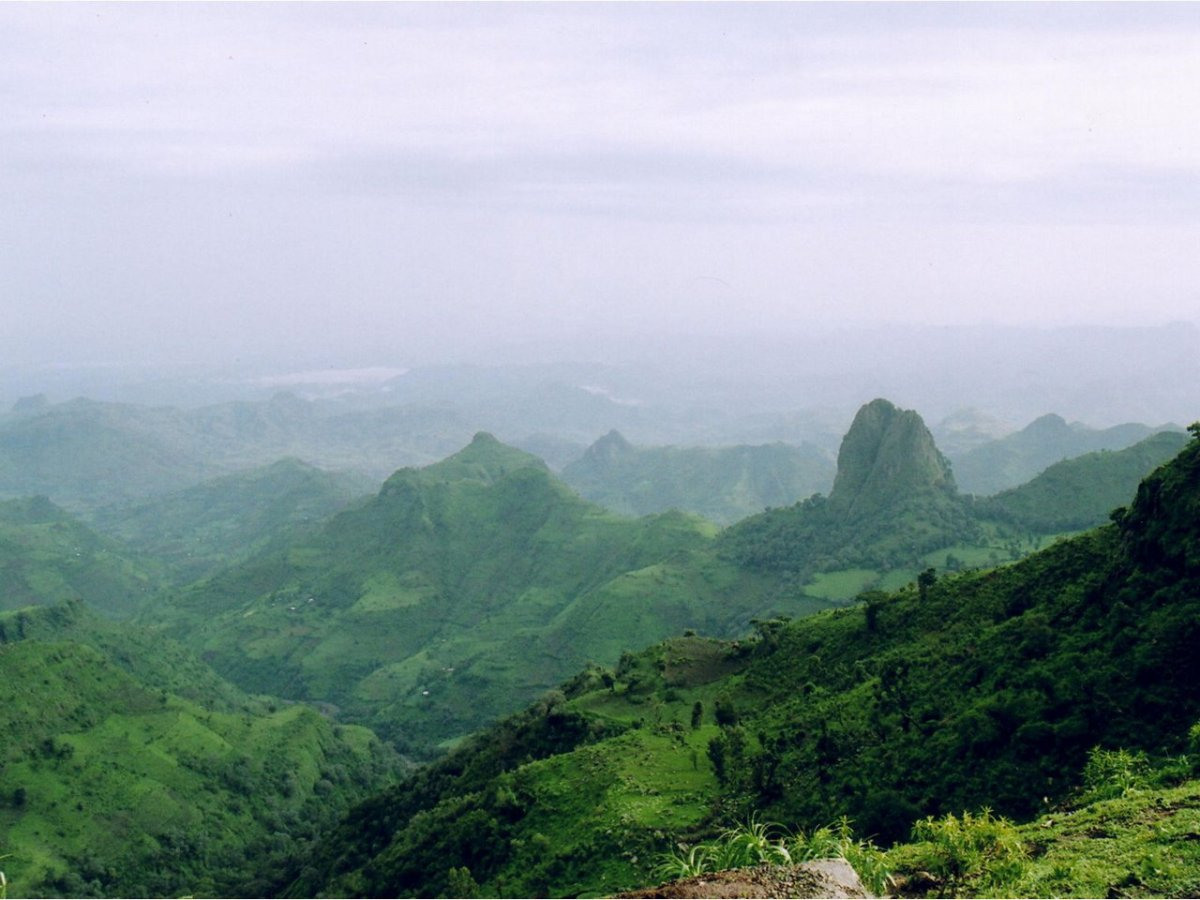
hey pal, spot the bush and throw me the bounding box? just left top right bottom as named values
left=1082, top=746, right=1150, bottom=801
left=907, top=809, right=1028, bottom=893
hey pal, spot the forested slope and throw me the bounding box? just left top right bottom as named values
left=290, top=424, right=1200, bottom=898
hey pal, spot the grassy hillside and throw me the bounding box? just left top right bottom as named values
left=148, top=434, right=829, bottom=759
left=90, top=458, right=374, bottom=584
left=883, top=759, right=1200, bottom=898
left=978, top=430, right=1189, bottom=533
left=0, top=497, right=160, bottom=619
left=0, top=603, right=401, bottom=898
left=560, top=430, right=834, bottom=525
left=289, top=425, right=1200, bottom=898
left=950, top=413, right=1176, bottom=495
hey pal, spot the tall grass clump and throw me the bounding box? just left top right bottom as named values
left=904, top=809, right=1028, bottom=894
left=1081, top=746, right=1151, bottom=801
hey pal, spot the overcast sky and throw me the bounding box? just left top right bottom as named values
left=3, top=3, right=1200, bottom=369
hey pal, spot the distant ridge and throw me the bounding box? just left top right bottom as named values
left=951, top=413, right=1180, bottom=495
left=562, top=430, right=834, bottom=525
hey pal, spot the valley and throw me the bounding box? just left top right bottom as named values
left=0, top=377, right=1195, bottom=897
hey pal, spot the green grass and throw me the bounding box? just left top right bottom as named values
left=290, top=429, right=1200, bottom=898
left=91, top=457, right=373, bottom=585
left=148, top=437, right=835, bottom=759
left=0, top=497, right=161, bottom=619
left=883, top=764, right=1200, bottom=898
left=0, top=614, right=401, bottom=898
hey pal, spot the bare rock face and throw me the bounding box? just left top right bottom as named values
left=619, top=859, right=873, bottom=899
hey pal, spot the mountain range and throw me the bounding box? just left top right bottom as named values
left=1, top=389, right=1195, bottom=898
left=287, top=423, right=1200, bottom=898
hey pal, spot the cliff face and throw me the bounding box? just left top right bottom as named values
left=829, top=398, right=956, bottom=522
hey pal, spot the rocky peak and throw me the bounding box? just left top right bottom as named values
left=583, top=430, right=635, bottom=467
left=828, top=398, right=955, bottom=521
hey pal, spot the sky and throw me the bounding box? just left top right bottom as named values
left=3, top=2, right=1200, bottom=370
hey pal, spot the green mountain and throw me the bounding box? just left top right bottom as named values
left=0, top=394, right=473, bottom=514
left=148, top=433, right=829, bottom=759
left=289, top=425, right=1200, bottom=899
left=0, top=496, right=159, bottom=619
left=719, top=399, right=979, bottom=575
left=560, top=430, right=835, bottom=525
left=0, top=398, right=221, bottom=511
left=978, top=430, right=1190, bottom=533
left=90, top=458, right=374, bottom=584
left=0, top=601, right=401, bottom=898
left=950, top=413, right=1178, bottom=495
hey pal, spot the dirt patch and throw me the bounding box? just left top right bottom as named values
left=619, top=859, right=872, bottom=899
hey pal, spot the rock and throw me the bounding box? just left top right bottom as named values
left=618, top=859, right=873, bottom=898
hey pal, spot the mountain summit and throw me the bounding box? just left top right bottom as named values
left=720, top=398, right=975, bottom=572
left=829, top=398, right=956, bottom=522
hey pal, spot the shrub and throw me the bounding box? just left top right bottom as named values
left=1081, top=746, right=1150, bottom=801
left=1188, top=721, right=1200, bottom=769
left=446, top=866, right=479, bottom=898
left=908, top=809, right=1028, bottom=893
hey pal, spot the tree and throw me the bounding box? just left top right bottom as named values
left=691, top=701, right=703, bottom=729
left=714, top=697, right=739, bottom=727
left=917, top=567, right=937, bottom=601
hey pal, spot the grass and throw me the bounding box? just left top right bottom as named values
left=884, top=772, right=1200, bottom=897
left=150, top=440, right=836, bottom=759
left=0, top=632, right=400, bottom=898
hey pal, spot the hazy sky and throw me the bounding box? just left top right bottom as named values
left=3, top=3, right=1200, bottom=368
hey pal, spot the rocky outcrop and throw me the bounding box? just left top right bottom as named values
left=619, top=859, right=873, bottom=899
left=828, top=398, right=955, bottom=523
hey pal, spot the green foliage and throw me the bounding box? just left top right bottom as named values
left=902, top=809, right=1028, bottom=893
left=1081, top=746, right=1151, bottom=801
left=294, top=431, right=1200, bottom=897
left=952, top=414, right=1170, bottom=496
left=790, top=818, right=892, bottom=897
left=885, top=755, right=1200, bottom=898
left=1188, top=720, right=1200, bottom=763
left=653, top=816, right=891, bottom=897
left=0, top=497, right=161, bottom=619
left=978, top=430, right=1188, bottom=532
left=148, top=434, right=829, bottom=759
left=0, top=610, right=400, bottom=898
left=92, top=457, right=372, bottom=584
left=445, top=866, right=479, bottom=898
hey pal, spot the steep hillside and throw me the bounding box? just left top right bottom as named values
left=950, top=413, right=1177, bottom=495
left=149, top=434, right=826, bottom=759
left=0, top=497, right=159, bottom=618
left=561, top=431, right=834, bottom=525
left=91, top=458, right=374, bottom=584
left=0, top=602, right=400, bottom=898
left=978, top=430, right=1189, bottom=533
left=291, top=425, right=1200, bottom=899
left=720, top=399, right=979, bottom=574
